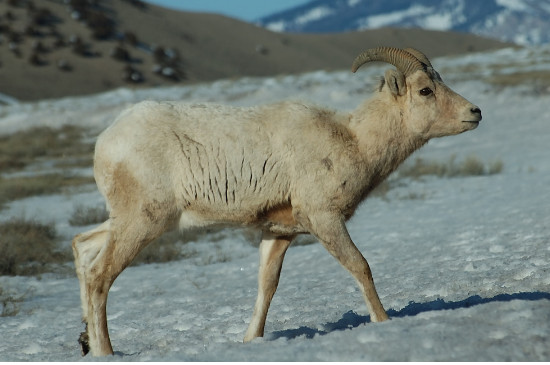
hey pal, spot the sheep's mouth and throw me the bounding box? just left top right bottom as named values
left=463, top=120, right=480, bottom=126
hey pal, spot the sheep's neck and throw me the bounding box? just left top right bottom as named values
left=349, top=98, right=427, bottom=187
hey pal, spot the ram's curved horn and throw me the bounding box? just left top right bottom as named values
left=404, top=47, right=433, bottom=68
left=351, top=47, right=425, bottom=76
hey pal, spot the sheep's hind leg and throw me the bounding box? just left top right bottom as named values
left=75, top=213, right=168, bottom=356
left=307, top=212, right=389, bottom=323
left=244, top=235, right=293, bottom=342
left=72, top=220, right=111, bottom=356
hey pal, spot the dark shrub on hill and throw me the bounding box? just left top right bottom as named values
left=87, top=10, right=114, bottom=39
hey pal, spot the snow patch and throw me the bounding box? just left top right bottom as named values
left=488, top=329, right=507, bottom=340
left=359, top=4, right=432, bottom=28
left=214, top=306, right=233, bottom=316
left=17, top=320, right=37, bottom=331
left=264, top=20, right=287, bottom=32
left=423, top=13, right=453, bottom=30
left=513, top=267, right=536, bottom=280
left=295, top=6, right=333, bottom=25
left=495, top=0, right=530, bottom=12
left=22, top=344, right=42, bottom=355
left=259, top=0, right=550, bottom=45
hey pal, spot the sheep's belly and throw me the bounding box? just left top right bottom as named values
left=178, top=210, right=217, bottom=230
left=177, top=205, right=307, bottom=236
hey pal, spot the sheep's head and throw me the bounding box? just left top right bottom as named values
left=352, top=47, right=481, bottom=139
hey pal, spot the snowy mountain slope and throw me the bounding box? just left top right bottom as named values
left=259, top=0, right=550, bottom=45
left=0, top=46, right=550, bottom=360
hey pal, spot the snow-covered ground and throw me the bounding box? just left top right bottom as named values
left=0, top=46, right=549, bottom=361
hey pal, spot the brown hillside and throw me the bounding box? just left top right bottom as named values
left=0, top=0, right=510, bottom=101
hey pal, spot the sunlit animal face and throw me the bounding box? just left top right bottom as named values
left=388, top=69, right=482, bottom=139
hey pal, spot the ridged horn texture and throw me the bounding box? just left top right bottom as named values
left=404, top=47, right=433, bottom=68
left=351, top=47, right=426, bottom=76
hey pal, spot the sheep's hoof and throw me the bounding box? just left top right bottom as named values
left=78, top=323, right=90, bottom=356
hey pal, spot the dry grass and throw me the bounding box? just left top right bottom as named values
left=371, top=154, right=504, bottom=200
left=131, top=228, right=318, bottom=265
left=488, top=70, right=550, bottom=93
left=0, top=218, right=70, bottom=276
left=0, top=125, right=97, bottom=211
left=0, top=126, right=94, bottom=172
left=0, top=126, right=96, bottom=209
left=132, top=230, right=198, bottom=265
left=132, top=227, right=259, bottom=265
left=0, top=173, right=95, bottom=209
left=398, top=154, right=503, bottom=179
left=69, top=204, right=109, bottom=226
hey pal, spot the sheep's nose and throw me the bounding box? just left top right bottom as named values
left=471, top=106, right=482, bottom=120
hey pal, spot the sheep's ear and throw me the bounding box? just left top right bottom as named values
left=384, top=69, right=406, bottom=96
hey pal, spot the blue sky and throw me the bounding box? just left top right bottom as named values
left=144, top=0, right=311, bottom=21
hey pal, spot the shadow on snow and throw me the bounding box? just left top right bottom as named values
left=268, top=291, right=550, bottom=341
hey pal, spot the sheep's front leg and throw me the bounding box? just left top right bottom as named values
left=244, top=235, right=293, bottom=342
left=308, top=212, right=389, bottom=323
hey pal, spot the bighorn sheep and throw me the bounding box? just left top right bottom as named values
left=72, top=47, right=481, bottom=356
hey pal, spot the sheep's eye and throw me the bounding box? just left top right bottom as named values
left=419, top=87, right=433, bottom=96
